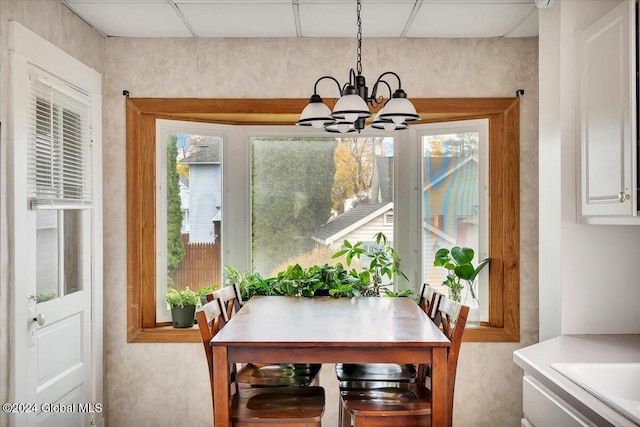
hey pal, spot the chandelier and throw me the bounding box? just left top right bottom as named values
left=296, top=0, right=419, bottom=133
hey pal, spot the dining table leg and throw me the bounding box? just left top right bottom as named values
left=431, top=346, right=449, bottom=427
left=213, top=346, right=230, bottom=427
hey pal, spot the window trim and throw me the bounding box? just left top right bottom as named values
left=126, top=98, right=520, bottom=343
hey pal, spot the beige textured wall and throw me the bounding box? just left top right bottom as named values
left=0, top=2, right=105, bottom=426
left=104, top=37, right=538, bottom=426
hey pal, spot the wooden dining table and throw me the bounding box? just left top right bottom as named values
left=210, top=295, right=451, bottom=426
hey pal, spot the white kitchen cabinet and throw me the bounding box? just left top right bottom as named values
left=522, top=375, right=595, bottom=427
left=579, top=0, right=638, bottom=222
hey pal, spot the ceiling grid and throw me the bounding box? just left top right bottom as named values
left=61, top=0, right=539, bottom=38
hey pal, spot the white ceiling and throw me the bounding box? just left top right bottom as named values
left=61, top=0, right=540, bottom=39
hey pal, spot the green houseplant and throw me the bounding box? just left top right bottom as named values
left=433, top=246, right=490, bottom=305
left=225, top=233, right=410, bottom=299
left=166, top=287, right=199, bottom=328
left=331, top=232, right=409, bottom=297
left=196, top=285, right=219, bottom=306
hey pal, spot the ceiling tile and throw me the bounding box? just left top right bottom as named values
left=299, top=1, right=415, bottom=37
left=66, top=0, right=165, bottom=3
left=406, top=2, right=535, bottom=38
left=177, top=0, right=292, bottom=3
left=61, top=0, right=539, bottom=39
left=506, top=7, right=538, bottom=37
left=64, top=2, right=193, bottom=37
left=177, top=2, right=297, bottom=37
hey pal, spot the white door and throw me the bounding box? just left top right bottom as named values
left=9, top=23, right=103, bottom=427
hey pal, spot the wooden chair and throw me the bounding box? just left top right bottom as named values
left=211, top=287, right=322, bottom=387
left=339, top=295, right=469, bottom=427
left=196, top=299, right=326, bottom=426
left=335, top=285, right=442, bottom=389
left=418, top=283, right=443, bottom=321
left=212, top=285, right=242, bottom=323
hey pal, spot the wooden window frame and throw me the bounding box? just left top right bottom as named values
left=126, top=98, right=519, bottom=343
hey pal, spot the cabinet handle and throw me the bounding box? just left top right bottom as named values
left=618, top=192, right=630, bottom=203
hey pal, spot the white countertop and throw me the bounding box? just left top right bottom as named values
left=513, top=335, right=640, bottom=427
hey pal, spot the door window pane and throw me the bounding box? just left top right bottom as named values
left=36, top=210, right=59, bottom=303
left=63, top=210, right=82, bottom=295
left=36, top=209, right=83, bottom=303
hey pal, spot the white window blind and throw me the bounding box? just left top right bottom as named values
left=27, top=72, right=93, bottom=209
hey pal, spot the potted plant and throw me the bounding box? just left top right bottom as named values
left=332, top=232, right=409, bottom=297
left=166, top=287, right=199, bottom=328
left=433, top=246, right=489, bottom=324
left=196, top=285, right=219, bottom=306
left=224, top=232, right=411, bottom=300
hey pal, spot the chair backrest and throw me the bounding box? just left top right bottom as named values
left=196, top=299, right=226, bottom=398
left=231, top=282, right=244, bottom=308
left=213, top=285, right=242, bottom=322
left=418, top=283, right=442, bottom=321
left=433, top=295, right=469, bottom=422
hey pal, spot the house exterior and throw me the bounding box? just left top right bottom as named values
left=312, top=201, right=394, bottom=250
left=423, top=155, right=479, bottom=285
left=180, top=139, right=222, bottom=244
left=312, top=154, right=474, bottom=287
left=179, top=175, right=190, bottom=234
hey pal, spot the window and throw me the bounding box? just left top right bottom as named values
left=419, top=119, right=489, bottom=323
left=155, top=120, right=224, bottom=323
left=251, top=136, right=393, bottom=276
left=383, top=213, right=394, bottom=225
left=29, top=68, right=93, bottom=303
left=126, top=98, right=519, bottom=343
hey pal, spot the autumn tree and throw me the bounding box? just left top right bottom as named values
left=332, top=137, right=387, bottom=211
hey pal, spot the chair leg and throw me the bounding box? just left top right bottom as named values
left=339, top=398, right=351, bottom=427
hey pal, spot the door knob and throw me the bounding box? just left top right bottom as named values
left=618, top=192, right=630, bottom=203
left=32, top=313, right=45, bottom=326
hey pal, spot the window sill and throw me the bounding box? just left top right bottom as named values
left=127, top=325, right=201, bottom=343
left=463, top=323, right=519, bottom=342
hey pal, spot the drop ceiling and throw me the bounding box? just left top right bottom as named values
left=61, top=0, right=539, bottom=39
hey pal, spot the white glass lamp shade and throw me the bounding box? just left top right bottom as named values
left=325, top=120, right=356, bottom=133
left=297, top=96, right=335, bottom=128
left=378, top=93, right=420, bottom=125
left=370, top=107, right=406, bottom=131
left=371, top=118, right=408, bottom=131
left=332, top=93, right=371, bottom=122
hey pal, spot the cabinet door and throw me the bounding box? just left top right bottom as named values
left=580, top=0, right=636, bottom=216
left=523, top=376, right=595, bottom=427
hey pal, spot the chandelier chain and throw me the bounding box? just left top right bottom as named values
left=356, top=0, right=362, bottom=76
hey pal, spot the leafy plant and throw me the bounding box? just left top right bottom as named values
left=384, top=289, right=413, bottom=298
left=433, top=247, right=490, bottom=303
left=225, top=232, right=409, bottom=299
left=36, top=290, right=57, bottom=303
left=225, top=265, right=277, bottom=300
left=166, top=287, right=198, bottom=308
left=196, top=285, right=219, bottom=297
left=332, top=232, right=408, bottom=297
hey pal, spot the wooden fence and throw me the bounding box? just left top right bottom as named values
left=172, top=234, right=221, bottom=292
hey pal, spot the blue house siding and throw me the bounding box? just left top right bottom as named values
left=423, top=157, right=479, bottom=283
left=423, top=159, right=478, bottom=237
